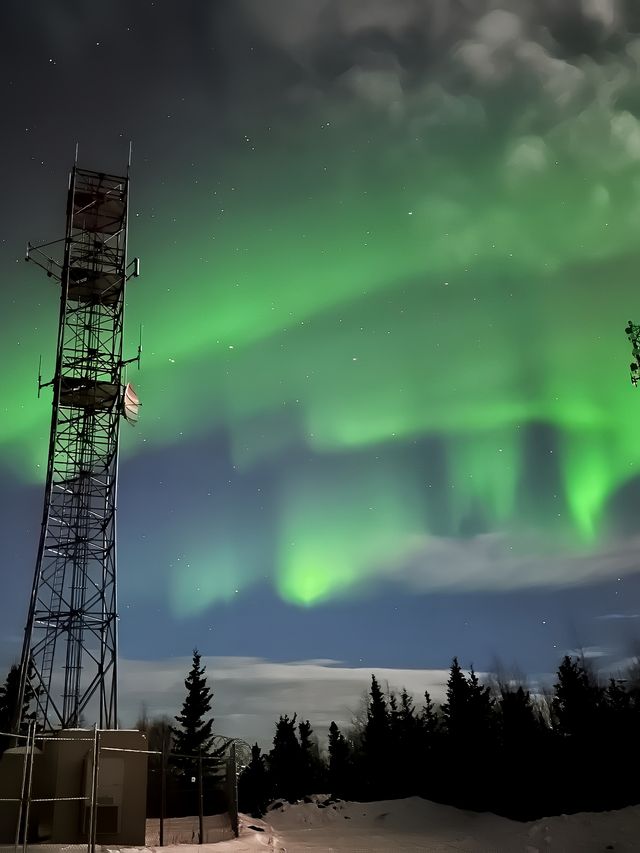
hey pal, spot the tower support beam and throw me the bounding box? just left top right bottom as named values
left=17, top=166, right=138, bottom=732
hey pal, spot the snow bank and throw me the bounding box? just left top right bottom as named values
left=262, top=795, right=640, bottom=852
left=4, top=797, right=639, bottom=852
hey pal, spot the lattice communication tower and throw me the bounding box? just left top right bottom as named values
left=16, top=163, right=140, bottom=731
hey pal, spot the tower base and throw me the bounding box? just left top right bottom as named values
left=0, top=729, right=148, bottom=845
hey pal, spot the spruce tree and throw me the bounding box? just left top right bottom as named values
left=171, top=649, right=215, bottom=771
left=269, top=714, right=303, bottom=802
left=442, top=659, right=495, bottom=808
left=417, top=690, right=441, bottom=800
left=298, top=718, right=313, bottom=789
left=441, top=657, right=470, bottom=738
left=466, top=665, right=495, bottom=742
left=420, top=690, right=439, bottom=740
left=496, top=683, right=549, bottom=819
left=393, top=689, right=419, bottom=796
left=365, top=675, right=389, bottom=743
left=605, top=677, right=634, bottom=735
left=238, top=744, right=270, bottom=817
left=603, top=679, right=639, bottom=807
left=298, top=719, right=324, bottom=795
left=552, top=655, right=601, bottom=738
left=388, top=691, right=399, bottom=730
left=552, top=655, right=607, bottom=813
left=362, top=675, right=391, bottom=799
left=0, top=662, right=37, bottom=752
left=328, top=721, right=351, bottom=798
left=442, top=660, right=494, bottom=743
left=395, top=689, right=417, bottom=746
left=500, top=685, right=541, bottom=747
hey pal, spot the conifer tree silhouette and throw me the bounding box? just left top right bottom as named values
left=171, top=649, right=217, bottom=775
left=552, top=655, right=607, bottom=813
left=466, top=665, right=495, bottom=742
left=420, top=690, right=439, bottom=740
left=0, top=662, right=37, bottom=753
left=362, top=675, right=391, bottom=799
left=393, top=689, right=419, bottom=796
left=298, top=719, right=325, bottom=794
left=552, top=655, right=601, bottom=738
left=499, top=685, right=541, bottom=747
left=328, top=721, right=351, bottom=798
left=269, top=714, right=303, bottom=802
left=442, top=657, right=470, bottom=738
left=238, top=744, right=270, bottom=817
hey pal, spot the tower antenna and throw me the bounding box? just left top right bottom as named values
left=16, top=161, right=140, bottom=731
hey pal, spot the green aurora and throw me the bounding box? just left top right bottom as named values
left=3, top=9, right=640, bottom=611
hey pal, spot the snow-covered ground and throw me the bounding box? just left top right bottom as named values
left=239, top=796, right=640, bottom=852
left=139, top=796, right=640, bottom=852
left=4, top=797, right=640, bottom=852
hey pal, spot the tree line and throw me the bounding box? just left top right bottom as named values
left=3, top=650, right=640, bottom=821
left=239, top=655, right=640, bottom=821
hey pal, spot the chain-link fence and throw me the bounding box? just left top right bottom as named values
left=145, top=744, right=239, bottom=846
left=0, top=727, right=240, bottom=852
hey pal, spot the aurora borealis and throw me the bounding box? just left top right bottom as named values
left=3, top=0, right=640, bottom=719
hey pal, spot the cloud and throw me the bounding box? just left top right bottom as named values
left=506, top=136, right=549, bottom=179
left=238, top=0, right=635, bottom=178
left=240, top=0, right=434, bottom=48
left=374, top=533, right=640, bottom=594
left=238, top=0, right=621, bottom=70
left=341, top=62, right=405, bottom=116
left=596, top=612, right=640, bottom=620
left=118, top=656, right=448, bottom=749
left=336, top=0, right=428, bottom=38
left=582, top=0, right=620, bottom=29
left=237, top=0, right=332, bottom=51
left=564, top=645, right=612, bottom=659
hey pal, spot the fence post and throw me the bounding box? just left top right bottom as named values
left=92, top=730, right=102, bottom=853
left=18, top=722, right=36, bottom=853
left=228, top=742, right=239, bottom=839
left=88, top=727, right=101, bottom=853
left=159, top=740, right=166, bottom=847
left=13, top=726, right=31, bottom=853
left=197, top=751, right=204, bottom=845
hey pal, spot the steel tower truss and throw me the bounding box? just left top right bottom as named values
left=18, top=166, right=139, bottom=731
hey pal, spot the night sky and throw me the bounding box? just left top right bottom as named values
left=3, top=0, right=640, bottom=745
